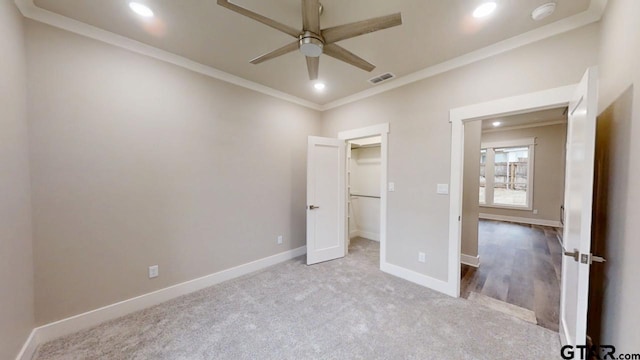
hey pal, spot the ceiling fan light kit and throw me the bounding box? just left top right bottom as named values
left=217, top=0, right=402, bottom=81
left=299, top=31, right=324, bottom=57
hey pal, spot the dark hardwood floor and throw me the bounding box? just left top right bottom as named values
left=461, top=219, right=562, bottom=331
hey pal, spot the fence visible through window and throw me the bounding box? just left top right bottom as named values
left=479, top=145, right=531, bottom=208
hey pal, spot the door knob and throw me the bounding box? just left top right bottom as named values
left=309, top=205, right=320, bottom=210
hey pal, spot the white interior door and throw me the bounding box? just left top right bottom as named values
left=560, top=67, right=599, bottom=346
left=306, top=136, right=346, bottom=265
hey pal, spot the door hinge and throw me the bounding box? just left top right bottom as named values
left=458, top=216, right=461, bottom=221
left=581, top=254, right=589, bottom=264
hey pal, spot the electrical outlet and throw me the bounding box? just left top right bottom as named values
left=533, top=209, right=539, bottom=215
left=277, top=235, right=283, bottom=245
left=148, top=265, right=159, bottom=279
left=418, top=252, right=426, bottom=263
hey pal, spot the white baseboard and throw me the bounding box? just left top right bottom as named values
left=349, top=230, right=380, bottom=242
left=479, top=213, right=562, bottom=228
left=461, top=254, right=480, bottom=268
left=15, top=329, right=38, bottom=360
left=17, top=246, right=306, bottom=359
left=560, top=318, right=570, bottom=346
left=381, top=261, right=456, bottom=297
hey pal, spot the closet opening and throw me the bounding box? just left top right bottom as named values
left=347, top=136, right=382, bottom=264
left=307, top=123, right=389, bottom=267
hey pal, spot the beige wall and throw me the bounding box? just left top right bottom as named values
left=461, top=122, right=481, bottom=258
left=17, top=4, right=639, bottom=351
left=321, top=24, right=599, bottom=281
left=480, top=123, right=567, bottom=222
left=595, top=0, right=640, bottom=351
left=0, top=1, right=35, bottom=358
left=26, top=21, right=322, bottom=325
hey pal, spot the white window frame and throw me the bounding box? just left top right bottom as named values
left=479, top=149, right=488, bottom=205
left=479, top=137, right=535, bottom=210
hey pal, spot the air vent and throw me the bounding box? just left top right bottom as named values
left=368, top=72, right=395, bottom=85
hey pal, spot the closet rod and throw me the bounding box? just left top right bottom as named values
left=350, top=194, right=381, bottom=199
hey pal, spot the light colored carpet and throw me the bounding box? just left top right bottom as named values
left=467, top=292, right=538, bottom=325
left=35, top=238, right=560, bottom=359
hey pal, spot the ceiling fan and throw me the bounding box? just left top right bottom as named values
left=217, top=0, right=402, bottom=80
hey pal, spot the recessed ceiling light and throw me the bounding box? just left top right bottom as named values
left=531, top=2, right=556, bottom=21
left=493, top=121, right=502, bottom=127
left=314, top=82, right=326, bottom=91
left=473, top=2, right=497, bottom=18
left=129, top=2, right=154, bottom=18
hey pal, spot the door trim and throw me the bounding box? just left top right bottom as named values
left=338, top=123, right=389, bottom=269
left=448, top=84, right=577, bottom=298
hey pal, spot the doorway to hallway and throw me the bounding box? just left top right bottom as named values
left=461, top=219, right=563, bottom=331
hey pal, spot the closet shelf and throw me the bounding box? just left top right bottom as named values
left=350, top=194, right=381, bottom=199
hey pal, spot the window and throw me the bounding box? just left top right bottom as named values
left=480, top=139, right=535, bottom=209
left=479, top=149, right=486, bottom=204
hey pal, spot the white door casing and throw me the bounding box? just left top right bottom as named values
left=449, top=71, right=598, bottom=346
left=338, top=123, right=390, bottom=269
left=306, top=136, right=346, bottom=265
left=560, top=67, right=599, bottom=346
left=347, top=144, right=354, bottom=248
left=449, top=84, right=577, bottom=298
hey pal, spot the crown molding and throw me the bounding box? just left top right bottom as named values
left=14, top=0, right=323, bottom=111
left=320, top=0, right=607, bottom=111
left=15, top=0, right=607, bottom=113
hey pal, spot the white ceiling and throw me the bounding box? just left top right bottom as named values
left=482, top=107, right=567, bottom=131
left=31, top=0, right=592, bottom=106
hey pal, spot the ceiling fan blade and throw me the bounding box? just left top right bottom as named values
left=306, top=56, right=319, bottom=80
left=217, top=0, right=300, bottom=38
left=302, top=0, right=321, bottom=34
left=322, top=13, right=402, bottom=44
left=323, top=44, right=375, bottom=72
left=250, top=42, right=300, bottom=64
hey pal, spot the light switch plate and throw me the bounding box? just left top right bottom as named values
left=388, top=182, right=395, bottom=192
left=437, top=184, right=449, bottom=195
left=148, top=265, right=159, bottom=279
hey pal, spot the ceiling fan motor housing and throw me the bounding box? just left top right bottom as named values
left=299, top=31, right=324, bottom=57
